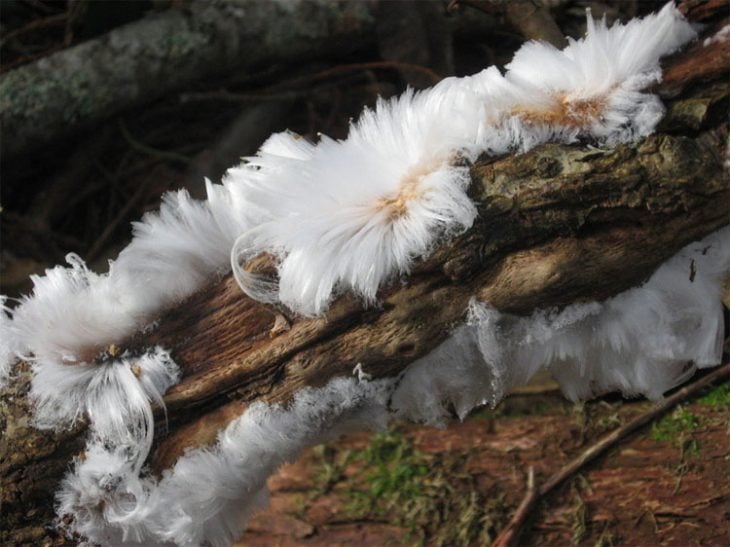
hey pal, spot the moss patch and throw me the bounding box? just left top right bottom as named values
left=650, top=406, right=699, bottom=443
left=698, top=382, right=730, bottom=406
left=343, top=428, right=506, bottom=546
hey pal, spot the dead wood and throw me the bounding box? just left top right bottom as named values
left=0, top=0, right=380, bottom=160
left=0, top=27, right=728, bottom=546
left=0, top=0, right=496, bottom=162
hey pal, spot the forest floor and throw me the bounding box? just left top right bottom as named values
left=236, top=373, right=730, bottom=547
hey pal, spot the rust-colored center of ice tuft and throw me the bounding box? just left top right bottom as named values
left=511, top=92, right=608, bottom=128
left=374, top=160, right=443, bottom=220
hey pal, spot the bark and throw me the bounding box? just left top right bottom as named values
left=1, top=30, right=728, bottom=547
left=0, top=0, right=495, bottom=161
left=0, top=0, right=380, bottom=160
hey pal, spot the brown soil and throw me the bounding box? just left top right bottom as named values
left=236, top=379, right=730, bottom=547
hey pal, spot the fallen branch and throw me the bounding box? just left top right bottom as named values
left=0, top=0, right=380, bottom=159
left=0, top=9, right=728, bottom=545
left=493, top=362, right=730, bottom=547
left=0, top=1, right=495, bottom=160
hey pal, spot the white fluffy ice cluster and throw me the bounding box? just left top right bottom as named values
left=393, top=227, right=730, bottom=425
left=229, top=95, right=478, bottom=315
left=229, top=2, right=697, bottom=315
left=1, top=3, right=696, bottom=384
left=704, top=23, right=730, bottom=47
left=57, top=376, right=393, bottom=546
left=1, top=4, right=725, bottom=546
left=33, top=346, right=180, bottom=447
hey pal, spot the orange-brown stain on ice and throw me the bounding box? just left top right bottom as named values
left=511, top=92, right=608, bottom=128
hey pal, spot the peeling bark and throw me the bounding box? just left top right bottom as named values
left=1, top=30, right=728, bottom=547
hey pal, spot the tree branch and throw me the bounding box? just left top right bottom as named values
left=1, top=25, right=728, bottom=546
left=0, top=0, right=380, bottom=160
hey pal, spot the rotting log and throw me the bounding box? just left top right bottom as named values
left=1, top=29, right=729, bottom=546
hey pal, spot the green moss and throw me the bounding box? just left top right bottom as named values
left=311, top=444, right=353, bottom=495
left=698, top=383, right=730, bottom=406
left=595, top=530, right=616, bottom=547
left=345, top=429, right=428, bottom=517
left=289, top=493, right=309, bottom=518
left=343, top=428, right=506, bottom=546
left=650, top=406, right=699, bottom=443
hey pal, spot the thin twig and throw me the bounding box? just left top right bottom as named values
left=493, top=467, right=537, bottom=547
left=446, top=0, right=502, bottom=16
left=85, top=178, right=152, bottom=263
left=493, top=363, right=730, bottom=547
left=0, top=13, right=67, bottom=48
left=20, top=0, right=61, bottom=15
left=118, top=119, right=191, bottom=166
left=0, top=44, right=66, bottom=73
left=504, top=0, right=567, bottom=49
left=447, top=0, right=567, bottom=48
left=179, top=88, right=306, bottom=104
left=187, top=61, right=443, bottom=102
left=304, top=61, right=443, bottom=85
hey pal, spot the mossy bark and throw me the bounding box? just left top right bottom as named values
left=1, top=30, right=728, bottom=547
left=0, top=0, right=379, bottom=160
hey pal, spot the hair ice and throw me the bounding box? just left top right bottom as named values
left=57, top=376, right=393, bottom=547
left=229, top=2, right=697, bottom=315
left=56, top=224, right=729, bottom=545
left=393, top=226, right=730, bottom=425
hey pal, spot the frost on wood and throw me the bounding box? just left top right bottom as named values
left=56, top=228, right=730, bottom=546
left=1, top=3, right=728, bottom=546
left=393, top=227, right=730, bottom=426
left=31, top=347, right=179, bottom=446
left=1, top=2, right=699, bottom=421
left=469, top=2, right=698, bottom=148
left=229, top=98, right=479, bottom=315
left=229, top=2, right=696, bottom=315
left=57, top=377, right=393, bottom=547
